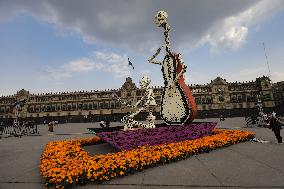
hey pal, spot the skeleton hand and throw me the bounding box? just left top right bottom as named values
left=128, top=114, right=134, bottom=118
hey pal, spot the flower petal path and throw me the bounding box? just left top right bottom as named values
left=41, top=129, right=255, bottom=188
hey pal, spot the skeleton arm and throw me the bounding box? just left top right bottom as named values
left=128, top=107, right=145, bottom=118
left=174, top=55, right=187, bottom=83
left=147, top=89, right=153, bottom=101
left=134, top=95, right=145, bottom=108
left=148, top=46, right=163, bottom=65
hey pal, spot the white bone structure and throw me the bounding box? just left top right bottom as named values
left=148, top=10, right=192, bottom=124
left=121, top=75, right=157, bottom=131
left=148, top=10, right=172, bottom=65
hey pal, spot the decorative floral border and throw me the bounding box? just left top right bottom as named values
left=41, top=129, right=254, bottom=188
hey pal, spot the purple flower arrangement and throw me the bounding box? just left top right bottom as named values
left=97, top=122, right=217, bottom=150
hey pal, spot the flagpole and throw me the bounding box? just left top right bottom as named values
left=262, top=42, right=271, bottom=81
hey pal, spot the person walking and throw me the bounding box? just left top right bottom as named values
left=48, top=121, right=54, bottom=132
left=268, top=113, right=283, bottom=143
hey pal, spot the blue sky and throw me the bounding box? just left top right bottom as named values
left=0, top=0, right=284, bottom=96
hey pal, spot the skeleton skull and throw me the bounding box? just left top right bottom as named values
left=155, top=10, right=168, bottom=27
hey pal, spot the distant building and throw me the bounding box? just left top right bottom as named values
left=0, top=76, right=279, bottom=124
left=272, top=81, right=284, bottom=111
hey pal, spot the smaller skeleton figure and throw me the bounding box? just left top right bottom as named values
left=121, top=75, right=157, bottom=131
left=256, top=94, right=268, bottom=124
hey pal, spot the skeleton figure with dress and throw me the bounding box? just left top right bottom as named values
left=148, top=10, right=197, bottom=124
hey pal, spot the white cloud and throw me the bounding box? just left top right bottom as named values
left=45, top=67, right=71, bottom=79
left=63, top=58, right=96, bottom=72
left=44, top=50, right=130, bottom=79
left=1, top=0, right=283, bottom=53
left=182, top=0, right=284, bottom=52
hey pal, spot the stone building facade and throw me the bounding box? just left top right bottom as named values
left=0, top=76, right=278, bottom=124
left=272, top=81, right=284, bottom=112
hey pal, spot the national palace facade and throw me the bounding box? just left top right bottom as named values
left=1, top=76, right=283, bottom=124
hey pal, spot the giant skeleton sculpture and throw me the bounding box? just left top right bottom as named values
left=148, top=10, right=197, bottom=124
left=119, top=10, right=197, bottom=130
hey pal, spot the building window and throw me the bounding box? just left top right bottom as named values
left=110, top=102, right=115, bottom=109
left=246, top=95, right=251, bottom=101
left=116, top=102, right=120, bottom=108
left=263, top=94, right=271, bottom=100
left=41, top=106, right=46, bottom=112
left=219, top=96, right=224, bottom=102
left=83, top=104, right=88, bottom=110
left=72, top=104, right=77, bottom=110
left=93, top=103, right=97, bottom=109
left=195, top=98, right=200, bottom=104
left=100, top=103, right=104, bottom=109
left=78, top=104, right=83, bottom=110
left=237, top=95, right=242, bottom=101
left=28, top=106, right=34, bottom=113
left=206, top=97, right=212, bottom=103
left=239, top=103, right=243, bottom=108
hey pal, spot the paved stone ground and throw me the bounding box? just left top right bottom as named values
left=0, top=117, right=283, bottom=189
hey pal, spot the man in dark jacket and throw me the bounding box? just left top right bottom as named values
left=268, top=113, right=282, bottom=143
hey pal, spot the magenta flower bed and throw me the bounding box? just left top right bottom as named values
left=96, top=122, right=217, bottom=150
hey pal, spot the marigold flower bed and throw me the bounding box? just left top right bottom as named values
left=41, top=129, right=254, bottom=188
